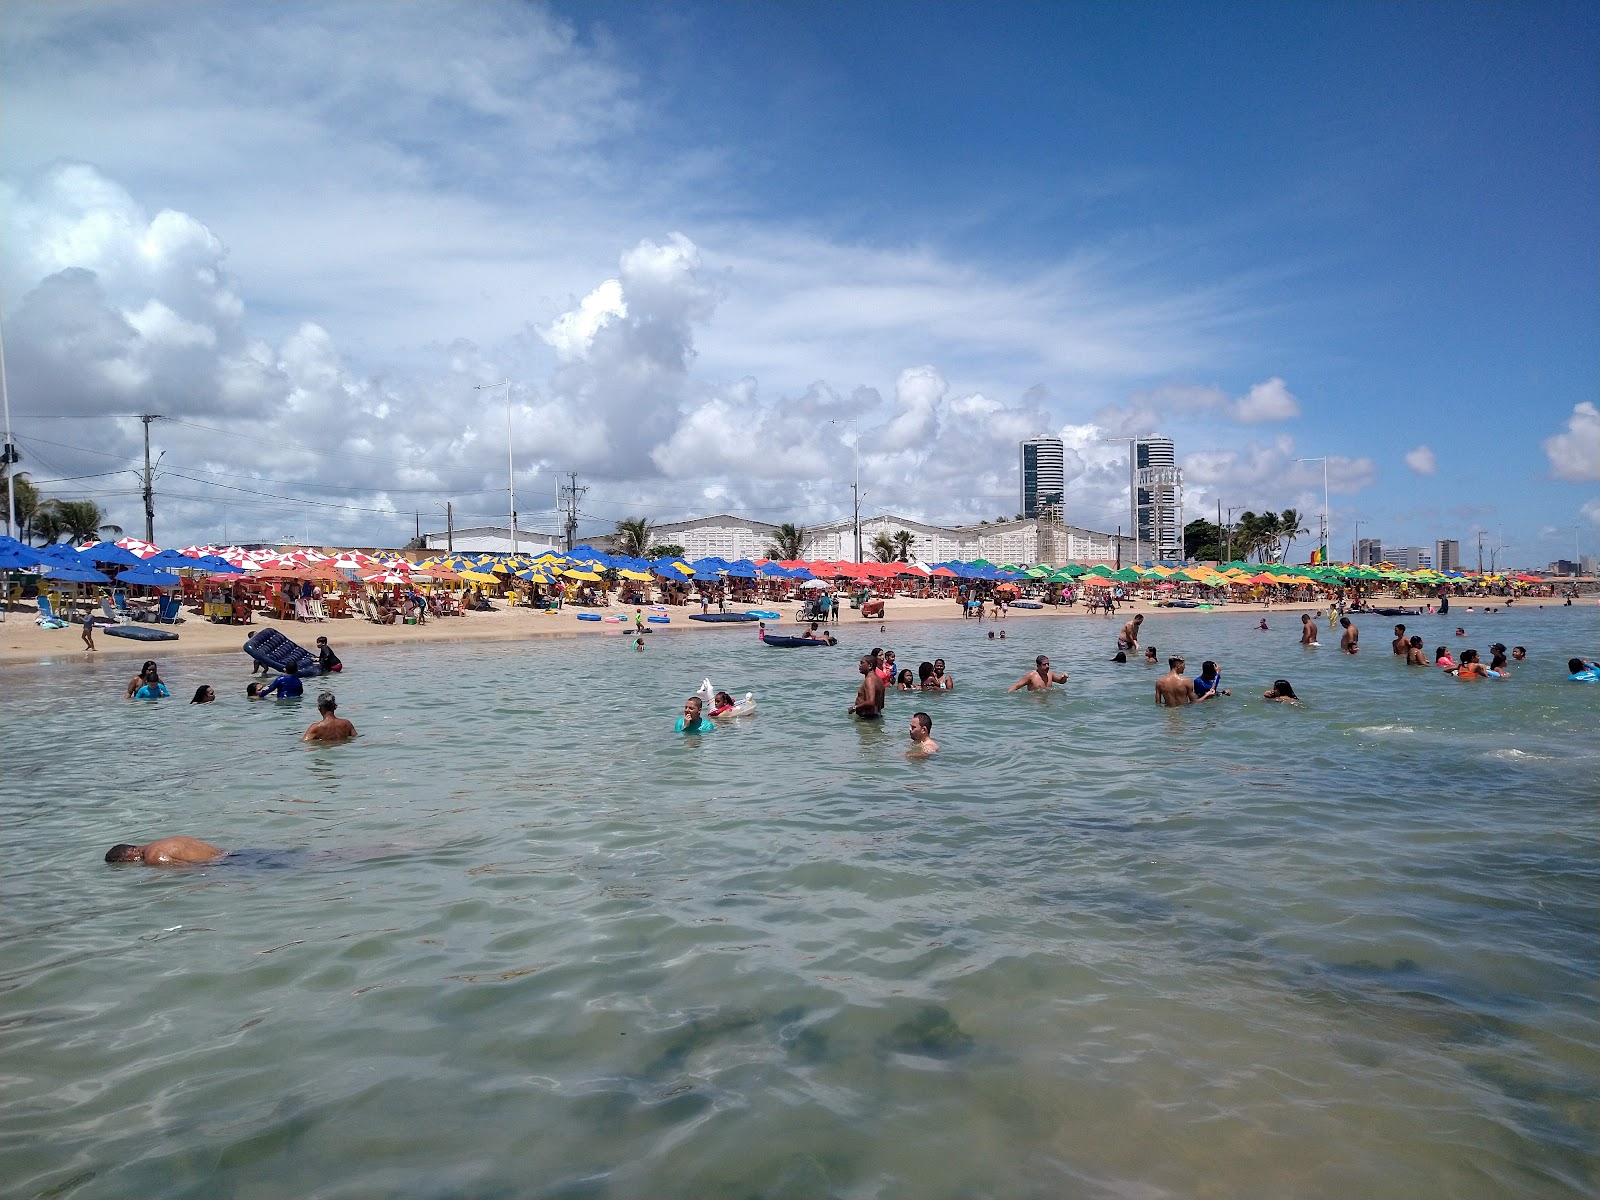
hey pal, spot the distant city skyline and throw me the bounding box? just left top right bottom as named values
left=0, top=3, right=1594, bottom=567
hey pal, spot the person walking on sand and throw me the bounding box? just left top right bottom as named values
left=81, top=610, right=96, bottom=651
left=1155, top=657, right=1197, bottom=707
left=1339, top=617, right=1359, bottom=655
left=303, top=692, right=357, bottom=741
left=1008, top=655, right=1068, bottom=692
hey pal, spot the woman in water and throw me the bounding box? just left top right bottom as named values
left=1109, top=651, right=1128, bottom=663
left=1143, top=646, right=1158, bottom=664
left=1435, top=646, right=1454, bottom=668
left=1406, top=636, right=1429, bottom=666
left=917, top=661, right=940, bottom=690
left=126, top=661, right=168, bottom=699
left=1453, top=649, right=1490, bottom=680
left=190, top=685, right=216, bottom=704
left=896, top=668, right=916, bottom=691
left=1488, top=650, right=1511, bottom=677
left=1262, top=679, right=1299, bottom=704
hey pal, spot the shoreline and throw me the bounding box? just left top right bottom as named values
left=1, top=592, right=1536, bottom=668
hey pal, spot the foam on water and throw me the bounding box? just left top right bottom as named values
left=2, top=605, right=1597, bottom=1199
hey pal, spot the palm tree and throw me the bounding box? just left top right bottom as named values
left=891, top=529, right=915, bottom=562
left=766, top=523, right=807, bottom=561
left=613, top=516, right=654, bottom=559
left=871, top=531, right=897, bottom=563
left=36, top=499, right=121, bottom=545
left=0, top=469, right=40, bottom=541
left=1276, top=508, right=1307, bottom=564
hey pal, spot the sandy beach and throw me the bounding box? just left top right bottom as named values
left=0, top=593, right=1304, bottom=667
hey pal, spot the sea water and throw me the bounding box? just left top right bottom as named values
left=2, top=606, right=1596, bottom=1199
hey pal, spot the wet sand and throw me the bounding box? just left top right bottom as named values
left=0, top=594, right=1312, bottom=667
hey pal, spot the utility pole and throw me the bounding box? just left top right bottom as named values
left=446, top=502, right=454, bottom=553
left=559, top=472, right=587, bottom=553
left=1100, top=437, right=1141, bottom=568
left=475, top=380, right=515, bottom=554
left=1352, top=519, right=1362, bottom=567
left=829, top=417, right=861, bottom=561
left=1, top=323, right=15, bottom=540
left=140, top=413, right=163, bottom=544
left=1477, top=530, right=1485, bottom=574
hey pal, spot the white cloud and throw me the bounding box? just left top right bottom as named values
left=1404, top=444, right=1437, bottom=475
left=1582, top=497, right=1600, bottom=527
left=1096, top=375, right=1299, bottom=435
left=1543, top=403, right=1600, bottom=482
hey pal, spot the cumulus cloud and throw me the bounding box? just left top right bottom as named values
left=1582, top=497, right=1600, bottom=527
left=1404, top=445, right=1437, bottom=475
left=1543, top=403, right=1600, bottom=482
left=1096, top=376, right=1300, bottom=435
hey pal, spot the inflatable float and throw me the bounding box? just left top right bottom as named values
left=762, top=633, right=834, bottom=647
left=689, top=612, right=759, bottom=623
left=243, top=628, right=324, bottom=674
left=1368, top=607, right=1423, bottom=617
left=576, top=612, right=602, bottom=622
left=746, top=610, right=781, bottom=620
left=1010, top=600, right=1043, bottom=610
left=647, top=615, right=670, bottom=624
left=104, top=625, right=179, bottom=642
left=695, top=678, right=756, bottom=718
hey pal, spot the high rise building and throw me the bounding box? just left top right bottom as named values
left=1356, top=538, right=1383, bottom=566
left=1435, top=539, right=1460, bottom=572
left=1133, top=436, right=1183, bottom=561
left=1388, top=546, right=1432, bottom=571
left=1019, top=436, right=1066, bottom=519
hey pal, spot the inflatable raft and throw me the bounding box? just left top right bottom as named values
left=689, top=612, right=759, bottom=623
left=105, top=625, right=178, bottom=642
left=243, top=628, right=323, bottom=674
left=762, top=633, right=834, bottom=648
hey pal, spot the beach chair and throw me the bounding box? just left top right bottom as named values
left=101, top=596, right=128, bottom=625
left=155, top=595, right=184, bottom=624
left=294, top=597, right=313, bottom=622
left=35, top=595, right=66, bottom=628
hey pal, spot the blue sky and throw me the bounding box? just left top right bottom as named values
left=0, top=1, right=1594, bottom=563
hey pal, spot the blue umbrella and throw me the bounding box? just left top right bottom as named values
left=0, top=542, right=45, bottom=570
left=195, top=554, right=244, bottom=574
left=36, top=542, right=89, bottom=567
left=82, top=541, right=146, bottom=566
left=144, top=549, right=202, bottom=571
left=117, top=565, right=182, bottom=588
left=724, top=559, right=759, bottom=578
left=40, top=563, right=111, bottom=584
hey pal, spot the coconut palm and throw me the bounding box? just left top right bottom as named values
left=891, top=529, right=915, bottom=562
left=36, top=498, right=121, bottom=545
left=613, top=516, right=654, bottom=559
left=1275, top=508, right=1307, bottom=564
left=0, top=469, right=40, bottom=541
left=766, top=523, right=807, bottom=561
left=871, top=531, right=897, bottom=563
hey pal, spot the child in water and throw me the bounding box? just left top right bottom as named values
left=1263, top=679, right=1299, bottom=704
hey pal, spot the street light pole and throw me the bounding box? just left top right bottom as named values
left=1296, top=456, right=1330, bottom=563
left=476, top=380, right=515, bottom=555
left=1101, top=437, right=1140, bottom=567
left=830, top=417, right=861, bottom=561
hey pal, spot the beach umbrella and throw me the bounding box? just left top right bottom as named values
left=40, top=562, right=111, bottom=583
left=113, top=536, right=160, bottom=559
left=363, top=571, right=412, bottom=585
left=117, top=565, right=182, bottom=588
left=561, top=567, right=604, bottom=581
left=82, top=541, right=147, bottom=566
left=196, top=555, right=244, bottom=574
left=144, top=549, right=206, bottom=571
left=800, top=579, right=834, bottom=590
left=0, top=540, right=45, bottom=570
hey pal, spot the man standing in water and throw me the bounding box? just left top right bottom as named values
left=1118, top=613, right=1144, bottom=653
left=1008, top=655, right=1068, bottom=692
left=1155, top=657, right=1198, bottom=706
left=1390, top=624, right=1409, bottom=656
left=849, top=653, right=886, bottom=719
left=907, top=711, right=938, bottom=756
left=303, top=693, right=357, bottom=741
left=105, top=836, right=226, bottom=866
left=1300, top=614, right=1319, bottom=646
left=1339, top=617, right=1360, bottom=655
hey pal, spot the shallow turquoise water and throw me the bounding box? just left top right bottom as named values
left=3, top=606, right=1597, bottom=1199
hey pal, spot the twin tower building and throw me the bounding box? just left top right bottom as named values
left=1020, top=435, right=1183, bottom=563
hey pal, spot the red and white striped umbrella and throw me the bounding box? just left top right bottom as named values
left=329, top=551, right=379, bottom=570
left=178, top=544, right=218, bottom=558
left=363, top=571, right=412, bottom=585
left=113, top=536, right=160, bottom=558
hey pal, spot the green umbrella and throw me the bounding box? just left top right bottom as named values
left=1112, top=568, right=1142, bottom=582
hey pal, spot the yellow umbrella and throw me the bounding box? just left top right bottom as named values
left=560, top=567, right=602, bottom=582
left=459, top=569, right=500, bottom=584
left=616, top=568, right=652, bottom=581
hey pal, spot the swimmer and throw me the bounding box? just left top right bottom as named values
left=849, top=654, right=886, bottom=719
left=105, top=836, right=226, bottom=866
left=634, top=636, right=645, bottom=651
left=246, top=682, right=261, bottom=700
left=987, top=631, right=995, bottom=639
left=1339, top=617, right=1359, bottom=655
left=125, top=660, right=166, bottom=700
left=1300, top=614, right=1319, bottom=646
left=710, top=690, right=736, bottom=717
left=1109, top=651, right=1128, bottom=663
left=1144, top=646, right=1158, bottom=665
left=1155, top=657, right=1197, bottom=706
left=189, top=685, right=216, bottom=704
left=1454, top=627, right=1466, bottom=637
left=917, top=661, right=939, bottom=689
left=1259, top=618, right=1269, bottom=631
left=302, top=692, right=357, bottom=741
left=998, top=629, right=1006, bottom=639
left=1405, top=636, right=1428, bottom=666
left=1118, top=613, right=1144, bottom=652
left=1391, top=624, right=1408, bottom=656
left=676, top=695, right=717, bottom=733
left=1193, top=660, right=1230, bottom=700
left=1512, top=646, right=1526, bottom=661
left=259, top=663, right=304, bottom=699
left=932, top=659, right=953, bottom=689
left=896, top=668, right=916, bottom=691
left=1567, top=657, right=1600, bottom=681
left=315, top=636, right=343, bottom=673
left=907, top=711, right=938, bottom=756
left=1488, top=650, right=1511, bottom=677
left=1453, top=649, right=1490, bottom=680
left=1434, top=646, right=1453, bottom=669
left=1262, top=679, right=1300, bottom=704
left=1009, top=655, right=1068, bottom=692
